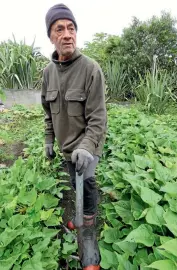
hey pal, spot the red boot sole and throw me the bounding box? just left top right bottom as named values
left=67, top=220, right=76, bottom=230
left=83, top=266, right=100, bottom=270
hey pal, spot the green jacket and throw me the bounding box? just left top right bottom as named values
left=41, top=49, right=107, bottom=160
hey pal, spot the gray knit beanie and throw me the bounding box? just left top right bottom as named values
left=45, top=3, right=78, bottom=37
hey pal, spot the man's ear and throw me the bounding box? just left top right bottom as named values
left=50, top=37, right=54, bottom=44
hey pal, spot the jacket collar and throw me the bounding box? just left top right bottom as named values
left=52, top=48, right=82, bottom=68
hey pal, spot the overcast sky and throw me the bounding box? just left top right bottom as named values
left=0, top=0, right=177, bottom=58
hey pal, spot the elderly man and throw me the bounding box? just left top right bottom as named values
left=42, top=4, right=107, bottom=269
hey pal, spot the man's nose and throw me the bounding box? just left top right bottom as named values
left=63, top=28, right=71, bottom=39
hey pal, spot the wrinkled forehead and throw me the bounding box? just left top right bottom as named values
left=51, top=19, right=75, bottom=29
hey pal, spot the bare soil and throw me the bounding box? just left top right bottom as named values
left=60, top=163, right=75, bottom=227
left=0, top=141, right=25, bottom=167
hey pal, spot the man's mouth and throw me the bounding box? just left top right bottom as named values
left=63, top=43, right=72, bottom=46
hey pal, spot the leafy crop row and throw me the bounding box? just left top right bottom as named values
left=0, top=106, right=78, bottom=269
left=97, top=105, right=177, bottom=269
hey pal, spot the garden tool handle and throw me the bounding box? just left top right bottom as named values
left=75, top=172, right=84, bottom=228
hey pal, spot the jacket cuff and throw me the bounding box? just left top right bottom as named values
left=78, top=138, right=96, bottom=155
left=45, top=134, right=55, bottom=144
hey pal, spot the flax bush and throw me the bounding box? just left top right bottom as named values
left=0, top=37, right=49, bottom=90
left=105, top=60, right=129, bottom=101
left=135, top=69, right=176, bottom=114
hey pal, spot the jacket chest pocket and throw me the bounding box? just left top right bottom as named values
left=65, top=90, right=86, bottom=116
left=46, top=90, right=60, bottom=114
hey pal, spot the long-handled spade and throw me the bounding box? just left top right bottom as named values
left=75, top=172, right=100, bottom=270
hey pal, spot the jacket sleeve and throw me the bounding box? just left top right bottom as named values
left=41, top=71, right=55, bottom=144
left=78, top=64, right=107, bottom=155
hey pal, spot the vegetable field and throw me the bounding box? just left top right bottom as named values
left=1, top=104, right=177, bottom=269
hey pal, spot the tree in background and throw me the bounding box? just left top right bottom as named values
left=81, top=33, right=111, bottom=70
left=82, top=12, right=177, bottom=100
left=106, top=12, right=177, bottom=82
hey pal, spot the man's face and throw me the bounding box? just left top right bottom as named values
left=50, top=19, right=76, bottom=57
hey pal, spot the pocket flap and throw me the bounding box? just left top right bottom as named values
left=46, top=90, right=58, bottom=101
left=65, top=89, right=86, bottom=101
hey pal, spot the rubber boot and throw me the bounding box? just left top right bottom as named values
left=77, top=215, right=101, bottom=270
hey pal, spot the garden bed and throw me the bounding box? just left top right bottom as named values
left=1, top=104, right=177, bottom=269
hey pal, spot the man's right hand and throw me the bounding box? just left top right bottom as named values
left=45, top=143, right=56, bottom=160
left=71, top=148, right=94, bottom=176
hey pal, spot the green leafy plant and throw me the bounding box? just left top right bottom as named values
left=0, top=157, right=64, bottom=270
left=135, top=69, right=176, bottom=114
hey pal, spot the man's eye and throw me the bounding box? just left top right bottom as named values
left=57, top=28, right=62, bottom=32
left=69, top=28, right=75, bottom=32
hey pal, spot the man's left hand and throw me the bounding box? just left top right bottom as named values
left=71, top=149, right=94, bottom=176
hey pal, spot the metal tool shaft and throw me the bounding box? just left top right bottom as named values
left=75, top=172, right=84, bottom=228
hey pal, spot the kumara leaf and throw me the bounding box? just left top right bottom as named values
left=42, top=228, right=60, bottom=238
left=18, top=188, right=37, bottom=206
left=21, top=252, right=43, bottom=270
left=113, top=241, right=137, bottom=256
left=34, top=194, right=44, bottom=212
left=40, top=209, right=54, bottom=221
left=147, top=259, right=177, bottom=270
left=158, top=239, right=177, bottom=258
left=146, top=205, right=165, bottom=227
left=133, top=248, right=149, bottom=265
left=139, top=187, right=162, bottom=206
left=8, top=214, right=26, bottom=229
left=124, top=224, right=155, bottom=246
left=0, top=255, right=20, bottom=270
left=165, top=195, right=177, bottom=213
left=131, top=193, right=147, bottom=220
left=36, top=178, right=56, bottom=191
left=0, top=228, right=22, bottom=247
left=43, top=194, right=59, bottom=208
left=62, top=242, right=77, bottom=255
left=104, top=227, right=122, bottom=243
left=100, top=247, right=118, bottom=269
left=134, top=155, right=152, bottom=169
left=117, top=254, right=138, bottom=270
left=163, top=209, right=177, bottom=236
left=44, top=213, right=62, bottom=226
left=160, top=182, right=177, bottom=195
left=32, top=237, right=50, bottom=252
left=114, top=200, right=134, bottom=224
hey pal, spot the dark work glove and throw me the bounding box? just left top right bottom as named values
left=71, top=149, right=94, bottom=176
left=45, top=143, right=56, bottom=160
